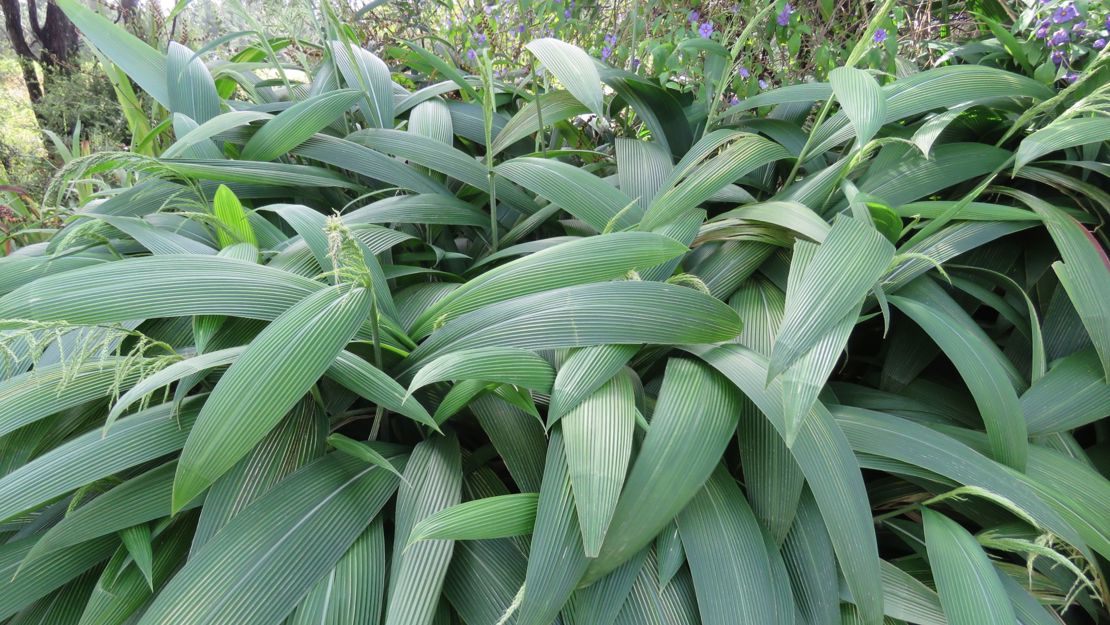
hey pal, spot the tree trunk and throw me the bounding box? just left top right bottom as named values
left=0, top=0, right=42, bottom=101
left=35, top=0, right=79, bottom=70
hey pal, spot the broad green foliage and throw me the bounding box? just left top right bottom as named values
left=0, top=3, right=1108, bottom=625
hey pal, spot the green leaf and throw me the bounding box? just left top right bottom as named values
left=191, top=397, right=326, bottom=552
left=808, top=66, right=1052, bottom=154
left=407, top=493, right=538, bottom=546
left=768, top=216, right=894, bottom=382
left=166, top=42, right=220, bottom=125
left=518, top=428, right=589, bottom=625
left=173, top=286, right=370, bottom=511
left=641, top=134, right=792, bottom=230
left=412, top=233, right=685, bottom=337
left=0, top=359, right=146, bottom=441
left=288, top=519, right=386, bottom=625
left=18, top=463, right=181, bottom=570
left=1020, top=194, right=1110, bottom=380
left=1014, top=118, right=1110, bottom=173
left=1023, top=349, right=1110, bottom=434
left=564, top=374, right=636, bottom=556
left=408, top=347, right=555, bottom=394
left=922, top=508, right=1018, bottom=625
left=77, top=519, right=194, bottom=625
left=240, top=90, right=362, bottom=161
left=345, top=194, right=488, bottom=227
left=0, top=536, right=118, bottom=620
left=584, top=358, right=742, bottom=583
left=829, top=67, right=886, bottom=148
left=0, top=400, right=199, bottom=523
left=690, top=345, right=883, bottom=625
left=677, top=466, right=779, bottom=625
left=384, top=433, right=462, bottom=625
left=118, top=523, right=154, bottom=589
left=470, top=395, right=547, bottom=493
left=548, top=344, right=639, bottom=425
left=782, top=488, right=839, bottom=625
left=327, top=352, right=437, bottom=429
left=526, top=38, right=605, bottom=117
left=211, top=185, right=257, bottom=248
left=492, top=90, right=589, bottom=155
left=404, top=281, right=742, bottom=372
left=137, top=453, right=403, bottom=625
left=327, top=433, right=406, bottom=480
left=329, top=41, right=396, bottom=128
left=495, top=157, right=637, bottom=233
left=831, top=404, right=1085, bottom=552
left=54, top=0, right=169, bottom=106
left=888, top=278, right=1027, bottom=470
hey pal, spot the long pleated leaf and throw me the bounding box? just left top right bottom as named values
left=518, top=429, right=589, bottom=625
left=385, top=433, right=462, bottom=625
left=240, top=90, right=362, bottom=161
left=584, top=358, right=742, bottom=582
left=411, top=232, right=685, bottom=337
left=54, top=0, right=169, bottom=105
left=1014, top=117, right=1110, bottom=173
left=677, top=465, right=779, bottom=625
left=888, top=281, right=1027, bottom=470
left=563, top=374, right=635, bottom=556
left=923, top=508, right=1017, bottom=625
left=407, top=494, right=538, bottom=545
left=408, top=347, right=555, bottom=394
left=405, top=281, right=742, bottom=372
left=690, top=344, right=883, bottom=625
left=137, top=452, right=403, bottom=625
left=525, top=39, right=604, bottom=117
left=173, top=285, right=370, bottom=510
left=0, top=400, right=199, bottom=523
left=769, top=215, right=894, bottom=382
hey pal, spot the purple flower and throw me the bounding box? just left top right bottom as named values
left=729, top=95, right=740, bottom=106
left=467, top=49, right=477, bottom=61
left=698, top=21, right=714, bottom=38
left=631, top=57, right=641, bottom=69
left=873, top=28, right=887, bottom=43
left=601, top=46, right=612, bottom=60
left=688, top=10, right=700, bottom=23
left=564, top=8, right=571, bottom=18
left=1052, top=4, right=1078, bottom=23
left=476, top=32, right=487, bottom=46
left=738, top=66, right=750, bottom=78
left=605, top=33, right=617, bottom=46
left=758, top=78, right=768, bottom=89
left=516, top=24, right=526, bottom=35
left=1051, top=49, right=1065, bottom=64
left=1074, top=20, right=1086, bottom=29
left=1050, top=29, right=1070, bottom=46
left=1094, top=38, right=1107, bottom=50
left=1065, top=71, right=1079, bottom=83
left=776, top=3, right=793, bottom=26
left=483, top=4, right=493, bottom=14
left=1105, top=13, right=1110, bottom=29
left=1036, top=26, right=1049, bottom=38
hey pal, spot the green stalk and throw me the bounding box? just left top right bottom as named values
left=481, top=50, right=499, bottom=251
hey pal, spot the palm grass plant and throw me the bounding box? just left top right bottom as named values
left=0, top=1, right=1108, bottom=624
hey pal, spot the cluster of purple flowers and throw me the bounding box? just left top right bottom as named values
left=1033, top=0, right=1108, bottom=83
left=601, top=33, right=617, bottom=60
left=776, top=3, right=793, bottom=27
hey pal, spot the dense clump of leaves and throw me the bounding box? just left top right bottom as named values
left=0, top=1, right=1108, bottom=625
